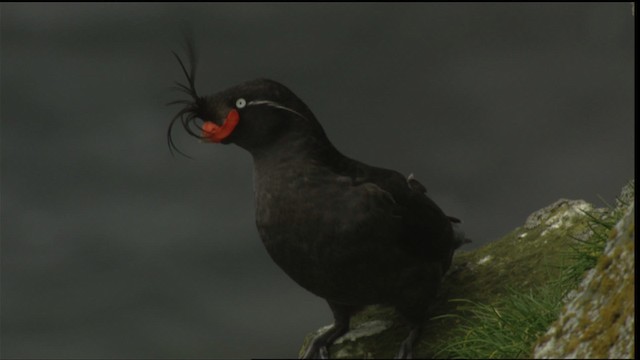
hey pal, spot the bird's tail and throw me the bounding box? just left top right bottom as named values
left=448, top=216, right=471, bottom=249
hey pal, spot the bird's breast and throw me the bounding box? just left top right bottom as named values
left=251, top=167, right=413, bottom=303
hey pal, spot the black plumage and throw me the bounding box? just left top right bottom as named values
left=168, top=45, right=467, bottom=359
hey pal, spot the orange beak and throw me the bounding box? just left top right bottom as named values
left=202, top=109, right=240, bottom=143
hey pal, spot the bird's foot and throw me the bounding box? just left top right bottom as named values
left=394, top=340, right=413, bottom=359
left=300, top=321, right=349, bottom=359
left=300, top=302, right=356, bottom=359
left=394, top=325, right=421, bottom=359
left=301, top=343, right=329, bottom=359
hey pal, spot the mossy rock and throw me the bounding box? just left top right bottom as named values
left=533, top=203, right=634, bottom=359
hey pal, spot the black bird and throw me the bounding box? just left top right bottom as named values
left=168, top=43, right=467, bottom=359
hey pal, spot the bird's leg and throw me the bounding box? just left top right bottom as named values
left=301, top=302, right=356, bottom=359
left=395, top=301, right=431, bottom=360
left=394, top=323, right=422, bottom=359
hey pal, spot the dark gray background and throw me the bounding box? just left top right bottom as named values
left=1, top=3, right=634, bottom=359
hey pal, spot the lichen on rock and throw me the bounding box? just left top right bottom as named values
left=533, top=202, right=635, bottom=359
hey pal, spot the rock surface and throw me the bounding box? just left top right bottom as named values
left=299, top=181, right=635, bottom=358
left=533, top=203, right=635, bottom=359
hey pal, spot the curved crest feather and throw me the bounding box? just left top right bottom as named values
left=167, top=35, right=207, bottom=158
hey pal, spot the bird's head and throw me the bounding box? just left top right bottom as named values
left=167, top=44, right=325, bottom=157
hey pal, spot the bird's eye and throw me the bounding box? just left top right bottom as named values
left=236, top=98, right=247, bottom=109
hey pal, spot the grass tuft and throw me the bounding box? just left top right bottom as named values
left=433, top=287, right=561, bottom=359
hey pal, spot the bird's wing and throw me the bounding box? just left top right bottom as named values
left=337, top=181, right=403, bottom=239
left=362, top=169, right=456, bottom=264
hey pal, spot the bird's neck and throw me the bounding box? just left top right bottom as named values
left=251, top=131, right=351, bottom=182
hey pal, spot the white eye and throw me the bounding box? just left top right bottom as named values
left=235, top=98, right=246, bottom=109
